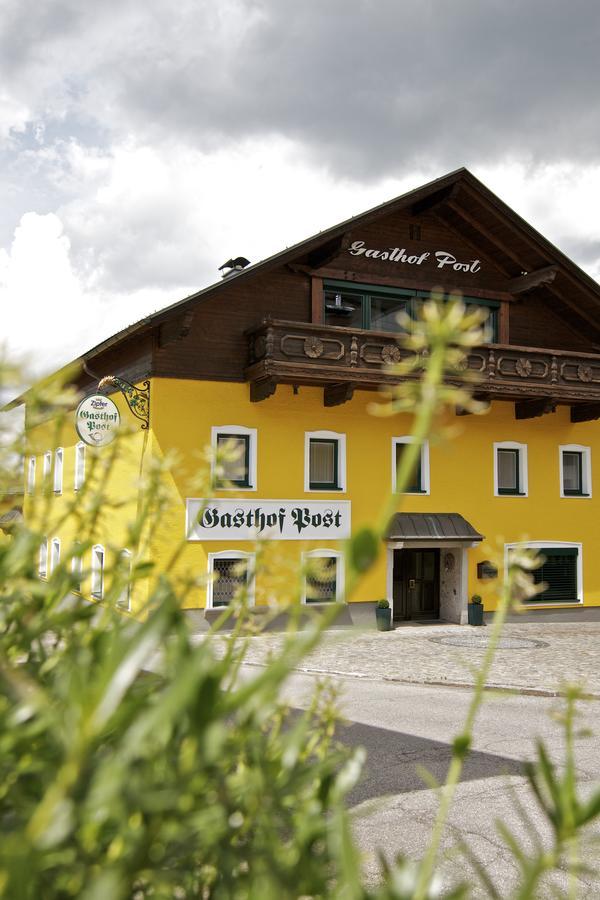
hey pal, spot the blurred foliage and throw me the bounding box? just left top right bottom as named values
left=1, top=302, right=599, bottom=898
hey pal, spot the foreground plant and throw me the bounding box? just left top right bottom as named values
left=1, top=302, right=599, bottom=898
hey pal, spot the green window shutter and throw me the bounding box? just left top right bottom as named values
left=532, top=548, right=578, bottom=602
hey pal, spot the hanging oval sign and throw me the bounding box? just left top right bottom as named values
left=75, top=394, right=121, bottom=446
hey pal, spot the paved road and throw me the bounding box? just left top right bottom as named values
left=272, top=670, right=600, bottom=897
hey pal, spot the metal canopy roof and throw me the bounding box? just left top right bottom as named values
left=386, top=513, right=484, bottom=543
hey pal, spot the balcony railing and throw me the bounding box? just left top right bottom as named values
left=245, top=319, right=600, bottom=418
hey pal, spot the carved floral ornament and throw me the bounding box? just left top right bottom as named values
left=381, top=344, right=402, bottom=365
left=304, top=336, right=324, bottom=358
left=515, top=358, right=533, bottom=378
left=577, top=365, right=594, bottom=383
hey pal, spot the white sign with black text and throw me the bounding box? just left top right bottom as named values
left=186, top=499, right=351, bottom=541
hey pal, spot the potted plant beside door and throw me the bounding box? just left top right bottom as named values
left=468, top=594, right=484, bottom=626
left=375, top=598, right=392, bottom=631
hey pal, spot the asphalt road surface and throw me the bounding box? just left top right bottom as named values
left=269, top=669, right=600, bottom=897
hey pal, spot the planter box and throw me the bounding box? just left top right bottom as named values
left=376, top=606, right=392, bottom=631
left=468, top=603, right=484, bottom=626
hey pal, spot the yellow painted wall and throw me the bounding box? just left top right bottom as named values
left=24, top=376, right=600, bottom=615
left=149, top=378, right=600, bottom=613
left=23, top=390, right=153, bottom=614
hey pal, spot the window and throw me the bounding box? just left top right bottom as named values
left=91, top=545, right=105, bottom=599
left=323, top=279, right=499, bottom=340
left=302, top=550, right=344, bottom=604
left=494, top=442, right=528, bottom=497
left=27, top=456, right=36, bottom=494
left=560, top=445, right=591, bottom=498
left=117, top=549, right=132, bottom=610
left=42, top=451, right=52, bottom=484
left=324, top=282, right=412, bottom=333
left=392, top=437, right=430, bottom=494
left=74, top=442, right=86, bottom=491
left=507, top=542, right=582, bottom=605
left=212, top=426, right=257, bottom=490
left=207, top=551, right=255, bottom=608
left=50, top=538, right=61, bottom=573
left=71, top=544, right=83, bottom=592
left=53, top=448, right=63, bottom=494
left=39, top=538, right=48, bottom=578
left=305, top=431, right=346, bottom=492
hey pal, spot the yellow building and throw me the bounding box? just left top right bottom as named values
left=19, top=169, right=600, bottom=624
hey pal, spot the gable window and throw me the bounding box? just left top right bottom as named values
left=39, top=537, right=48, bottom=578
left=560, top=445, right=591, bottom=498
left=53, top=448, right=63, bottom=494
left=305, top=431, right=346, bottom=492
left=323, top=280, right=499, bottom=340
left=303, top=550, right=344, bottom=604
left=91, top=545, right=105, bottom=599
left=392, top=437, right=430, bottom=495
left=212, top=426, right=257, bottom=490
left=74, top=442, right=86, bottom=491
left=507, top=542, right=581, bottom=605
left=494, top=442, right=528, bottom=497
left=207, top=551, right=254, bottom=608
left=27, top=456, right=36, bottom=494
left=324, top=282, right=412, bottom=333
left=50, top=538, right=61, bottom=573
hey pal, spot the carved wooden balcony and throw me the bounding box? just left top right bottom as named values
left=245, top=319, right=600, bottom=420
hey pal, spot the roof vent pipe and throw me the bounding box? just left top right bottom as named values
left=218, top=256, right=251, bottom=278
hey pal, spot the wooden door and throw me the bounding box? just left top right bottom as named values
left=393, top=549, right=440, bottom=620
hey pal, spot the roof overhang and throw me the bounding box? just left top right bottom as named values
left=385, top=513, right=484, bottom=544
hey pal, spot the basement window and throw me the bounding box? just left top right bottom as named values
left=207, top=551, right=254, bottom=608
left=303, top=550, right=344, bottom=604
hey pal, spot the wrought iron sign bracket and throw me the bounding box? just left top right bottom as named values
left=98, top=376, right=150, bottom=430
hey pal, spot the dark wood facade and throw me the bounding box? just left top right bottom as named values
left=72, top=168, right=600, bottom=422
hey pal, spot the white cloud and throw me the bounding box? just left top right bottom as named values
left=2, top=142, right=599, bottom=388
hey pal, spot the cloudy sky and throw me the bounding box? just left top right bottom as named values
left=2, top=0, right=600, bottom=380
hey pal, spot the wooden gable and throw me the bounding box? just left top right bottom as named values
left=69, top=167, right=600, bottom=395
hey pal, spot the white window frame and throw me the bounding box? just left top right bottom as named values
left=71, top=545, right=83, bottom=592
left=42, top=450, right=52, bottom=484
left=559, top=444, right=592, bottom=499
left=304, top=430, right=347, bottom=493
left=117, top=549, right=132, bottom=611
left=27, top=456, right=36, bottom=494
left=301, top=549, right=345, bottom=604
left=91, top=544, right=105, bottom=599
left=504, top=541, right=583, bottom=605
left=39, top=537, right=48, bottom=578
left=50, top=537, right=61, bottom=573
left=493, top=441, right=528, bottom=497
left=74, top=442, right=86, bottom=491
left=53, top=448, right=63, bottom=494
left=211, top=425, right=257, bottom=491
left=206, top=550, right=256, bottom=609
left=391, top=437, right=430, bottom=495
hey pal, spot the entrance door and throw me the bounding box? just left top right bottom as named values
left=393, top=549, right=440, bottom=621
